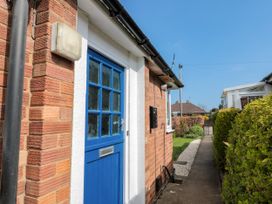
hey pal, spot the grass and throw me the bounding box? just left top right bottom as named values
left=173, top=137, right=199, bottom=161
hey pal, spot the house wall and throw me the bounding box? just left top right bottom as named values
left=0, top=0, right=174, bottom=203
left=145, top=67, right=173, bottom=204
left=0, top=0, right=77, bottom=203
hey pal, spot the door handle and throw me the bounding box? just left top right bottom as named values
left=120, top=118, right=124, bottom=131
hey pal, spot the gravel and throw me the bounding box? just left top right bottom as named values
left=174, top=139, right=201, bottom=177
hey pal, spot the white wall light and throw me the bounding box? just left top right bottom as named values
left=51, top=22, right=82, bottom=61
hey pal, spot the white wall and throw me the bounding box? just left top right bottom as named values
left=71, top=7, right=146, bottom=204
left=224, top=84, right=272, bottom=109
left=264, top=84, right=272, bottom=94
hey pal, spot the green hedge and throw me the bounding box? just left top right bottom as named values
left=213, top=108, right=240, bottom=171
left=210, top=110, right=219, bottom=125
left=222, top=95, right=272, bottom=203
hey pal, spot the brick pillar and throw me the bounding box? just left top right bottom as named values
left=25, top=0, right=77, bottom=203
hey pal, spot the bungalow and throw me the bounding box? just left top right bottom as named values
left=0, top=0, right=183, bottom=204
left=171, top=101, right=207, bottom=116
left=221, top=73, right=272, bottom=109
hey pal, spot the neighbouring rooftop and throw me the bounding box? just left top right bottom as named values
left=172, top=101, right=207, bottom=115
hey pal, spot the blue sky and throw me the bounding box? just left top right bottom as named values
left=121, top=0, right=272, bottom=110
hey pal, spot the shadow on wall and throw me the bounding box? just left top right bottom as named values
left=145, top=161, right=173, bottom=204
left=129, top=189, right=146, bottom=204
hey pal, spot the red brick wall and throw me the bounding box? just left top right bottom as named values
left=26, top=0, right=77, bottom=203
left=0, top=0, right=77, bottom=203
left=145, top=67, right=173, bottom=204
left=0, top=1, right=34, bottom=203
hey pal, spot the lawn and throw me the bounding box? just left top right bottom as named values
left=173, top=137, right=196, bottom=161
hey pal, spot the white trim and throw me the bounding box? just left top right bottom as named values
left=78, top=0, right=145, bottom=58
left=166, top=90, right=173, bottom=133
left=239, top=91, right=266, bottom=96
left=70, top=10, right=88, bottom=204
left=71, top=8, right=146, bottom=204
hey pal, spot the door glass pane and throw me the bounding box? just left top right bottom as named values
left=112, top=115, right=120, bottom=135
left=102, top=90, right=110, bottom=111
left=102, top=114, right=110, bottom=136
left=88, top=114, right=99, bottom=138
left=102, top=65, right=111, bottom=87
left=113, top=92, right=120, bottom=112
left=113, top=71, right=120, bottom=90
left=89, top=86, right=99, bottom=110
left=89, top=60, right=100, bottom=84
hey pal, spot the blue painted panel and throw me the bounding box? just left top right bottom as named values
left=84, top=143, right=123, bottom=204
left=84, top=48, right=124, bottom=204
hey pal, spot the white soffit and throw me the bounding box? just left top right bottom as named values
left=223, top=82, right=266, bottom=93
left=78, top=0, right=145, bottom=58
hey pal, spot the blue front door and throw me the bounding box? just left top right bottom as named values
left=84, top=49, right=124, bottom=204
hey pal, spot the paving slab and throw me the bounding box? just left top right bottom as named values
left=174, top=139, right=201, bottom=177
left=157, top=135, right=222, bottom=204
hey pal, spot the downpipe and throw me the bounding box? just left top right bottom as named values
left=0, top=0, right=29, bottom=203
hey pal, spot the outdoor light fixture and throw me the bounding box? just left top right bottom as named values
left=161, top=84, right=168, bottom=91
left=51, top=22, right=82, bottom=61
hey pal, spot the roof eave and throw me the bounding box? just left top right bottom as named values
left=95, top=0, right=183, bottom=88
left=261, top=73, right=272, bottom=84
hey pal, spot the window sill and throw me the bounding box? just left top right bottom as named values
left=166, top=128, right=175, bottom=134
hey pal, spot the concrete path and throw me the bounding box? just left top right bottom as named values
left=157, top=135, right=222, bottom=204
left=174, top=139, right=201, bottom=177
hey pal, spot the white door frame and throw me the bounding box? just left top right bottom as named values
left=70, top=9, right=145, bottom=204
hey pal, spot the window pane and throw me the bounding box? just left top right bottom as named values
left=102, top=65, right=111, bottom=87
left=89, top=86, right=99, bottom=110
left=112, top=115, right=120, bottom=135
left=88, top=114, right=99, bottom=138
left=113, top=92, right=120, bottom=112
left=89, top=60, right=100, bottom=84
left=102, top=114, right=110, bottom=136
left=102, top=90, right=110, bottom=111
left=113, top=71, right=120, bottom=90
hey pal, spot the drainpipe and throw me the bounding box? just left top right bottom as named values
left=0, top=0, right=29, bottom=203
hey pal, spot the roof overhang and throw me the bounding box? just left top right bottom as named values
left=223, top=82, right=266, bottom=93
left=261, top=73, right=272, bottom=85
left=78, top=0, right=183, bottom=89
left=145, top=59, right=182, bottom=90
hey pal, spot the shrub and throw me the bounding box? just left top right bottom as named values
left=213, top=108, right=240, bottom=171
left=172, top=116, right=205, bottom=129
left=184, top=125, right=204, bottom=138
left=189, top=124, right=204, bottom=136
left=175, top=119, right=189, bottom=137
left=183, top=116, right=205, bottom=127
left=222, top=95, right=272, bottom=203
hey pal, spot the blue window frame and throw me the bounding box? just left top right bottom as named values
left=85, top=49, right=125, bottom=151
